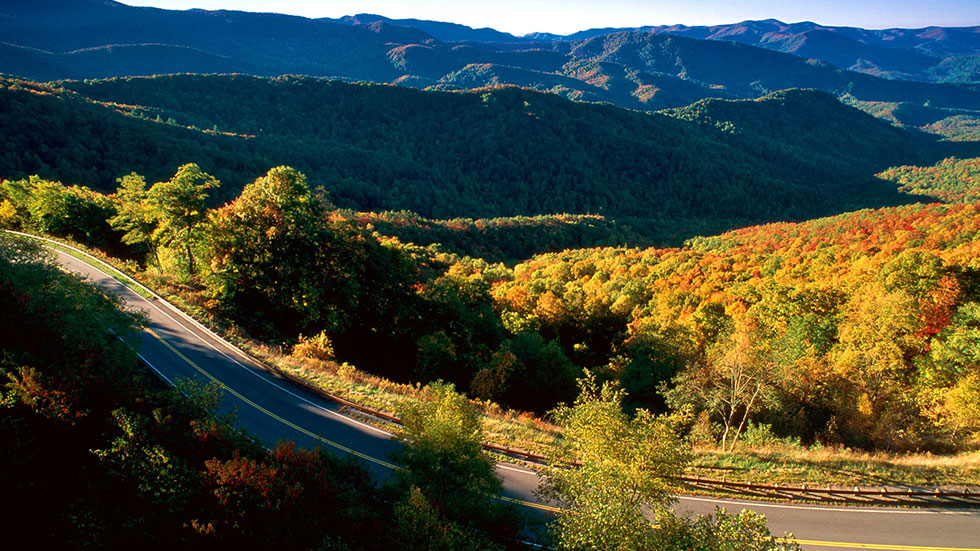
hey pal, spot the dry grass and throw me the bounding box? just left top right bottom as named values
left=123, top=281, right=566, bottom=456
left=213, top=327, right=980, bottom=489
left=131, top=269, right=980, bottom=489
left=227, top=335, right=564, bottom=455
left=690, top=443, right=980, bottom=488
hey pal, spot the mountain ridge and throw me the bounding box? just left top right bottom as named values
left=1, top=73, right=936, bottom=245
left=527, top=19, right=980, bottom=81
left=4, top=2, right=978, bottom=84
left=2, top=0, right=979, bottom=123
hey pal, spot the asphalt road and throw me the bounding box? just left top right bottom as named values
left=48, top=244, right=980, bottom=551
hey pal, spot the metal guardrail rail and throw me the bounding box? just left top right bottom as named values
left=278, top=374, right=980, bottom=506
left=675, top=475, right=980, bottom=504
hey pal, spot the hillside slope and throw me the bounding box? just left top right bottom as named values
left=486, top=199, right=980, bottom=448
left=2, top=1, right=979, bottom=118
left=1, top=74, right=930, bottom=243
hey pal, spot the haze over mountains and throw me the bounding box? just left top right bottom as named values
left=340, top=14, right=980, bottom=83
left=2, top=0, right=980, bottom=115
left=527, top=20, right=980, bottom=82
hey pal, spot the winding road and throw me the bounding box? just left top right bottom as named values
left=33, top=236, right=980, bottom=551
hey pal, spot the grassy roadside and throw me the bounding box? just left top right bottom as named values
left=691, top=445, right=980, bottom=488
left=18, top=232, right=980, bottom=490
left=130, top=269, right=567, bottom=458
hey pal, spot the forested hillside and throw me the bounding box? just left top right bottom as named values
left=2, top=74, right=939, bottom=246
left=665, top=89, right=925, bottom=175
left=484, top=200, right=980, bottom=450
left=877, top=157, right=980, bottom=203
left=0, top=233, right=799, bottom=550
left=537, top=20, right=980, bottom=84
left=843, top=96, right=980, bottom=142
left=5, top=2, right=980, bottom=547
left=342, top=212, right=641, bottom=263
left=4, top=159, right=979, bottom=452
left=0, top=78, right=270, bottom=197
left=4, top=0, right=980, bottom=119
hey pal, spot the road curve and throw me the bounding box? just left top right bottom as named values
left=41, top=240, right=980, bottom=551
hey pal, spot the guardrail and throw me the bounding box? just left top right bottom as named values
left=315, top=388, right=980, bottom=505
left=676, top=476, right=980, bottom=497
left=676, top=475, right=980, bottom=505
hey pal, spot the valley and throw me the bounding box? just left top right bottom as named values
left=2, top=1, right=979, bottom=549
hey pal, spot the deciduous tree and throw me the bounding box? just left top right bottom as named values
left=390, top=382, right=520, bottom=545
left=108, top=172, right=159, bottom=266
left=148, top=163, right=218, bottom=276
left=665, top=317, right=779, bottom=451
left=540, top=371, right=688, bottom=551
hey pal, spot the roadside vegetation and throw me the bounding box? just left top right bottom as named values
left=1, top=235, right=801, bottom=548
left=0, top=236, right=388, bottom=549
left=541, top=373, right=800, bottom=550
left=3, top=159, right=980, bottom=492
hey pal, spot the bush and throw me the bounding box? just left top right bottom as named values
left=292, top=330, right=336, bottom=362
left=739, top=422, right=801, bottom=450
left=654, top=507, right=801, bottom=551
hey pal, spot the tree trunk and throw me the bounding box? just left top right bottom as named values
left=185, top=241, right=194, bottom=275
left=729, top=382, right=763, bottom=451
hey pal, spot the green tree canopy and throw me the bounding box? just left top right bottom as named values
left=148, top=163, right=219, bottom=275
left=540, top=371, right=689, bottom=551
left=389, top=381, right=520, bottom=546
left=108, top=172, right=159, bottom=266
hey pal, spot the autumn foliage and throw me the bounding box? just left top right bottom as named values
left=5, top=156, right=980, bottom=451
left=488, top=200, right=980, bottom=449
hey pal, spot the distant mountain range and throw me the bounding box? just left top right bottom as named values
left=1, top=1, right=978, bottom=136
left=524, top=19, right=980, bottom=82
left=325, top=13, right=980, bottom=84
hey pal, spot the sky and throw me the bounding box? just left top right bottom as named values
left=117, top=1, right=980, bottom=36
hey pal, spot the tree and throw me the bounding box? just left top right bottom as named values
left=148, top=163, right=219, bottom=276
left=391, top=381, right=498, bottom=505
left=389, top=382, right=520, bottom=545
left=208, top=166, right=425, bottom=377
left=539, top=371, right=689, bottom=551
left=386, top=486, right=504, bottom=551
left=665, top=317, right=779, bottom=451
left=108, top=172, right=160, bottom=266
left=832, top=283, right=924, bottom=446
left=415, top=330, right=458, bottom=383
left=918, top=302, right=980, bottom=442
left=208, top=166, right=328, bottom=332
left=470, top=332, right=579, bottom=413
left=16, top=177, right=117, bottom=249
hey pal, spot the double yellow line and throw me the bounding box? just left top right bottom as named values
left=147, top=328, right=401, bottom=470
left=27, top=232, right=980, bottom=550
left=146, top=327, right=558, bottom=513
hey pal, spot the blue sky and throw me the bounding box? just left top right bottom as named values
left=118, top=1, right=980, bottom=36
